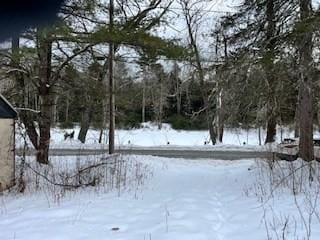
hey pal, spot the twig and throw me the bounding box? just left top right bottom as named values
left=15, top=108, right=40, bottom=114
left=25, top=162, right=95, bottom=189
left=256, top=161, right=312, bottom=208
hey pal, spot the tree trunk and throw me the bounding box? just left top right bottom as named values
left=142, top=67, right=146, bottom=123
left=52, top=95, right=59, bottom=126
left=21, top=113, right=39, bottom=149
left=183, top=2, right=217, bottom=144
left=216, top=35, right=229, bottom=143
left=294, top=95, right=300, bottom=138
left=78, top=108, right=91, bottom=143
left=264, top=0, right=277, bottom=144
left=108, top=0, right=115, bottom=154
left=299, top=81, right=313, bottom=160
left=209, top=121, right=217, bottom=145
left=108, top=42, right=115, bottom=154
left=265, top=117, right=277, bottom=143
left=65, top=96, right=69, bottom=122
left=317, top=102, right=320, bottom=134
left=298, top=0, right=314, bottom=161
left=176, top=92, right=181, bottom=115
left=37, top=92, right=52, bottom=164
left=99, top=99, right=107, bottom=144
left=158, top=78, right=164, bottom=129
left=174, top=63, right=182, bottom=115
left=258, top=127, right=262, bottom=146
left=36, top=32, right=53, bottom=164
left=216, top=89, right=224, bottom=143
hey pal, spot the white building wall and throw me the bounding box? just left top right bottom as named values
left=0, top=119, right=15, bottom=191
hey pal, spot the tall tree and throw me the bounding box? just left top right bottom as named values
left=263, top=0, right=277, bottom=143
left=5, top=8, right=95, bottom=164
left=221, top=0, right=284, bottom=144
left=108, top=0, right=115, bottom=154
left=297, top=0, right=314, bottom=161
left=90, top=0, right=186, bottom=150
left=180, top=0, right=217, bottom=144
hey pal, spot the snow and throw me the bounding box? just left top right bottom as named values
left=17, top=122, right=310, bottom=151
left=1, top=155, right=319, bottom=240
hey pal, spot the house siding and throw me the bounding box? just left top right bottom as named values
left=0, top=119, right=15, bottom=191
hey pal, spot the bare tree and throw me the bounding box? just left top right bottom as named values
left=180, top=0, right=217, bottom=144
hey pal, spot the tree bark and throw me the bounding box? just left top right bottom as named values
left=216, top=89, right=224, bottom=143
left=158, top=77, right=164, bottom=129
left=99, top=98, right=107, bottom=144
left=264, top=0, right=277, bottom=144
left=209, top=123, right=217, bottom=145
left=52, top=95, right=59, bottom=125
left=298, top=0, right=314, bottom=161
left=174, top=62, right=182, bottom=115
left=265, top=117, right=277, bottom=143
left=65, top=96, right=69, bottom=123
left=36, top=31, right=53, bottom=164
left=78, top=108, right=92, bottom=143
left=317, top=102, right=320, bottom=134
left=108, top=0, right=115, bottom=154
left=142, top=66, right=147, bottom=123
left=294, top=94, right=300, bottom=138
left=37, top=92, right=52, bottom=164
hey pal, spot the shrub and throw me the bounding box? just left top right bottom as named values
left=167, top=114, right=207, bottom=130
left=117, top=112, right=141, bottom=129
left=168, top=114, right=191, bottom=129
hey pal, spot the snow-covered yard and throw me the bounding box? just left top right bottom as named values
left=1, top=155, right=319, bottom=240
left=17, top=122, right=314, bottom=150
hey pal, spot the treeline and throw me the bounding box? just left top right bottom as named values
left=55, top=61, right=213, bottom=130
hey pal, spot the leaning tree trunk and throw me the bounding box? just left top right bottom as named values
left=183, top=4, right=217, bottom=145
left=298, top=0, right=314, bottom=161
left=11, top=36, right=40, bottom=150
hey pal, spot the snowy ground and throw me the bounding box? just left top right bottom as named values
left=17, top=122, right=313, bottom=150
left=1, top=155, right=319, bottom=240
